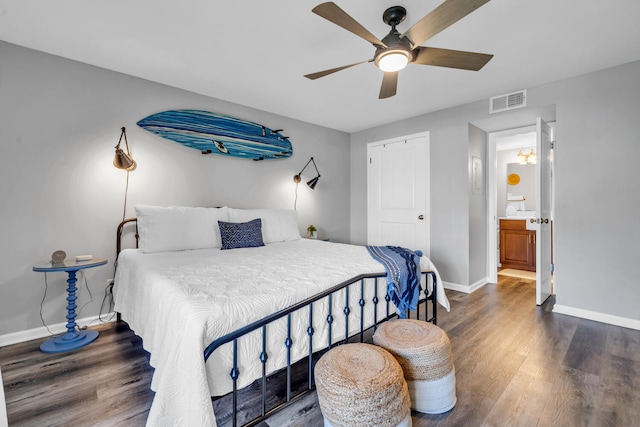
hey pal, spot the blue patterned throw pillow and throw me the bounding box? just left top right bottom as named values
left=218, top=218, right=265, bottom=250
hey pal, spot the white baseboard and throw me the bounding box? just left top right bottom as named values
left=553, top=305, right=640, bottom=331
left=443, top=277, right=488, bottom=294
left=443, top=281, right=470, bottom=293
left=0, top=313, right=116, bottom=347
left=470, top=277, right=489, bottom=293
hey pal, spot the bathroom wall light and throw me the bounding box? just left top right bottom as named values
left=527, top=149, right=536, bottom=164
left=517, top=148, right=536, bottom=164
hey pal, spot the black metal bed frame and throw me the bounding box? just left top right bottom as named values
left=205, top=272, right=437, bottom=427
left=116, top=218, right=438, bottom=427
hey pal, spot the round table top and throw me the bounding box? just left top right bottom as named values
left=33, top=257, right=108, bottom=272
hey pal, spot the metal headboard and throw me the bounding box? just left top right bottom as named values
left=116, top=217, right=138, bottom=255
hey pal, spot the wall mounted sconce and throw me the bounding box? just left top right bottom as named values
left=113, top=127, right=137, bottom=171
left=293, top=157, right=321, bottom=189
left=113, top=126, right=136, bottom=222
left=516, top=148, right=536, bottom=165
left=293, top=157, right=321, bottom=209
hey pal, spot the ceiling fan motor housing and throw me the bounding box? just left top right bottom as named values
left=374, top=29, right=413, bottom=70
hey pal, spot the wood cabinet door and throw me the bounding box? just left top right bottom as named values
left=500, top=229, right=535, bottom=271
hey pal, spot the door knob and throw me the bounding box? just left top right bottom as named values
left=418, top=215, right=424, bottom=220
left=544, top=218, right=549, bottom=224
left=530, top=218, right=536, bottom=223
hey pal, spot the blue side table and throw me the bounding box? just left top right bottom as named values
left=33, top=257, right=108, bottom=353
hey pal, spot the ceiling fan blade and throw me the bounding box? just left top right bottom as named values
left=402, top=0, right=490, bottom=48
left=312, top=2, right=386, bottom=48
left=379, top=72, right=398, bottom=99
left=413, top=47, right=493, bottom=71
left=304, top=61, right=369, bottom=80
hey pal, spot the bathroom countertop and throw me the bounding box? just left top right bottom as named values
left=500, top=217, right=554, bottom=223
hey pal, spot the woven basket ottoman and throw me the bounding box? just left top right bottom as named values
left=373, top=319, right=456, bottom=414
left=314, top=343, right=412, bottom=427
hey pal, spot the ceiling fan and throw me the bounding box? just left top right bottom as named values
left=305, top=0, right=494, bottom=99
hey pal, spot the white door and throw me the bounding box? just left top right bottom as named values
left=367, top=133, right=430, bottom=256
left=536, top=118, right=553, bottom=305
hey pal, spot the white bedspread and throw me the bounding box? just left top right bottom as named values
left=114, top=239, right=449, bottom=426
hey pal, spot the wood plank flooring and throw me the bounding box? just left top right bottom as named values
left=2, top=276, right=640, bottom=426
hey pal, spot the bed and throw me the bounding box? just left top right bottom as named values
left=114, top=205, right=450, bottom=426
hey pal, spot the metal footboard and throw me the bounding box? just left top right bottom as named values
left=204, top=271, right=437, bottom=427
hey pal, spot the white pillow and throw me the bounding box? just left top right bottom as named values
left=135, top=205, right=229, bottom=253
left=228, top=208, right=301, bottom=243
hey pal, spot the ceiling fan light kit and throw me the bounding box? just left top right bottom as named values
left=307, top=0, right=494, bottom=98
left=376, top=51, right=410, bottom=72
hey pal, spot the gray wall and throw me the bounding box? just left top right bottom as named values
left=0, top=42, right=350, bottom=336
left=468, top=124, right=487, bottom=285
left=351, top=59, right=640, bottom=324
left=552, top=60, right=640, bottom=319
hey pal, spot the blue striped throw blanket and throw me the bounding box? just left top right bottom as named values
left=366, top=246, right=423, bottom=318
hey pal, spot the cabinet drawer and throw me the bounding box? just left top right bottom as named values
left=500, top=219, right=526, bottom=230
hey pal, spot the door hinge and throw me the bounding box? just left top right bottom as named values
left=550, top=140, right=555, bottom=150
left=369, top=157, right=372, bottom=164
left=550, top=263, right=555, bottom=273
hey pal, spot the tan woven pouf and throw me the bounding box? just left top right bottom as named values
left=314, top=343, right=412, bottom=427
left=373, top=319, right=456, bottom=414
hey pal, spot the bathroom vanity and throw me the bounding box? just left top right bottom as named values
left=499, top=218, right=536, bottom=271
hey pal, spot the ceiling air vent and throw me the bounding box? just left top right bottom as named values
left=489, top=89, right=527, bottom=114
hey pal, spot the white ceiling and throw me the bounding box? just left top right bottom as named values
left=2, top=0, right=640, bottom=133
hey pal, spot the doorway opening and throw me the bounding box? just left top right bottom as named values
left=487, top=121, right=555, bottom=304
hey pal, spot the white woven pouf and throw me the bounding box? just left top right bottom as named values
left=373, top=319, right=456, bottom=414
left=314, top=343, right=412, bottom=427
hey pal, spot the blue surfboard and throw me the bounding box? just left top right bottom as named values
left=136, top=109, right=292, bottom=161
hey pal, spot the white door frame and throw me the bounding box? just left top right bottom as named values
left=486, top=122, right=555, bottom=285
left=366, top=131, right=431, bottom=258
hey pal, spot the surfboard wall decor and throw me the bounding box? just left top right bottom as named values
left=136, top=109, right=293, bottom=161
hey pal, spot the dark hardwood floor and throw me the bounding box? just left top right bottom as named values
left=2, top=276, right=640, bottom=426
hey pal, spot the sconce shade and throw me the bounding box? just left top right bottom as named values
left=113, top=126, right=137, bottom=171
left=307, top=176, right=320, bottom=189
left=114, top=149, right=136, bottom=171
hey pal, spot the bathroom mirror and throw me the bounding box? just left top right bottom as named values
left=506, top=163, right=536, bottom=211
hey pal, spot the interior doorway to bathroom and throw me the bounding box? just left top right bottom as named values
left=487, top=120, right=555, bottom=305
